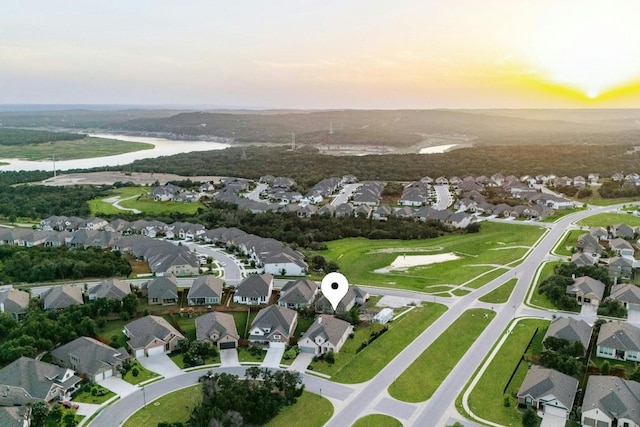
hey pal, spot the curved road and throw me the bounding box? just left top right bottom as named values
left=90, top=204, right=621, bottom=427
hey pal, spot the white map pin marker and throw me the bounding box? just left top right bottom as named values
left=321, top=272, right=349, bottom=312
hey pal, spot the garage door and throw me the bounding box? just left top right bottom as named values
left=220, top=342, right=236, bottom=350
left=299, top=345, right=315, bottom=354
left=102, top=369, right=113, bottom=380
left=544, top=405, right=566, bottom=418
left=147, top=345, right=165, bottom=356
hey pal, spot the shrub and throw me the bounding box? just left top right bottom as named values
left=132, top=367, right=139, bottom=377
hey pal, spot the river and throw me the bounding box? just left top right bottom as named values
left=0, top=133, right=231, bottom=172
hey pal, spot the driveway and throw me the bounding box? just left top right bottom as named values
left=262, top=342, right=286, bottom=368
left=75, top=402, right=102, bottom=417
left=541, top=412, right=567, bottom=427
left=289, top=352, right=314, bottom=372
left=580, top=303, right=598, bottom=318
left=98, top=376, right=138, bottom=397
left=137, top=353, right=183, bottom=378
left=628, top=306, right=640, bottom=325
left=220, top=349, right=240, bottom=367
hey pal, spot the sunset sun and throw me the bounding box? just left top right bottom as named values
left=531, top=0, right=640, bottom=99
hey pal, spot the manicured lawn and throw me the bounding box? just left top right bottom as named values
left=96, top=319, right=127, bottom=347
left=44, top=412, right=83, bottom=427
left=0, top=136, right=153, bottom=161
left=123, top=384, right=201, bottom=427
left=541, top=207, right=585, bottom=223
left=122, top=359, right=160, bottom=385
left=229, top=310, right=251, bottom=338
left=464, top=319, right=549, bottom=427
left=586, top=198, right=639, bottom=206
left=578, top=212, right=640, bottom=227
left=479, top=279, right=517, bottom=304
left=309, top=222, right=544, bottom=292
left=89, top=186, right=204, bottom=216
left=265, top=391, right=333, bottom=427
left=238, top=346, right=266, bottom=363
left=310, top=303, right=447, bottom=383
left=554, top=229, right=583, bottom=256
left=169, top=350, right=220, bottom=369
left=528, top=261, right=574, bottom=311
left=352, top=414, right=403, bottom=427
left=72, top=384, right=116, bottom=404
left=388, top=308, right=495, bottom=402
left=294, top=315, right=316, bottom=337
left=166, top=314, right=196, bottom=340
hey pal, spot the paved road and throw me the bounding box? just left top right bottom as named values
left=182, top=242, right=244, bottom=285
left=432, top=184, right=452, bottom=210
left=244, top=183, right=268, bottom=202
left=331, top=183, right=361, bottom=206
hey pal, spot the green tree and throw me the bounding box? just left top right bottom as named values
left=601, top=360, right=610, bottom=375
left=522, top=407, right=540, bottom=427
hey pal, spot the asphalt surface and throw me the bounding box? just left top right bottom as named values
left=331, top=183, right=361, bottom=206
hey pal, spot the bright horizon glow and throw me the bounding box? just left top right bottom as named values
left=3, top=0, right=640, bottom=108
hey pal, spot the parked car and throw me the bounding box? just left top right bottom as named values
left=61, top=401, right=80, bottom=409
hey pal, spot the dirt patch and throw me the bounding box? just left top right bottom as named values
left=374, top=253, right=461, bottom=273
left=40, top=171, right=225, bottom=186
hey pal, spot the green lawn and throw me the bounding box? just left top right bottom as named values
left=72, top=384, right=115, bottom=404
left=478, top=279, right=516, bottom=304
left=123, top=384, right=201, bottom=427
left=528, top=261, right=574, bottom=311
left=541, top=207, right=585, bottom=223
left=294, top=315, right=316, bottom=337
left=309, top=303, right=447, bottom=383
left=0, top=136, right=153, bottom=161
left=388, top=308, right=495, bottom=402
left=165, top=314, right=196, bottom=341
left=464, top=319, right=549, bottom=427
left=578, top=212, right=640, bottom=227
left=89, top=186, right=204, bottom=216
left=122, top=359, right=160, bottom=385
left=352, top=414, right=403, bottom=427
left=265, top=391, right=333, bottom=427
left=310, top=222, right=544, bottom=292
left=96, top=319, right=127, bottom=347
left=169, top=351, right=220, bottom=369
left=238, top=346, right=266, bottom=363
left=554, top=229, right=583, bottom=256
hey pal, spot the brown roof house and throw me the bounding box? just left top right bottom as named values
left=566, top=276, right=606, bottom=306
left=0, top=288, right=30, bottom=321
left=196, top=312, right=239, bottom=350
left=123, top=315, right=185, bottom=357
left=517, top=366, right=578, bottom=421
left=248, top=305, right=298, bottom=347
left=298, top=315, right=353, bottom=355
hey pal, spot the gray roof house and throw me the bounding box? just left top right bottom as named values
left=123, top=315, right=185, bottom=357
left=298, top=315, right=353, bottom=355
left=233, top=274, right=273, bottom=305
left=517, top=366, right=578, bottom=420
left=41, top=285, right=84, bottom=310
left=195, top=312, right=239, bottom=349
left=0, top=407, right=29, bottom=427
left=566, top=276, right=606, bottom=306
left=0, top=288, right=30, bottom=320
left=543, top=316, right=592, bottom=355
left=146, top=276, right=179, bottom=305
left=187, top=276, right=223, bottom=306
left=609, top=238, right=635, bottom=257
left=608, top=256, right=634, bottom=280
left=248, top=305, right=298, bottom=346
left=278, top=278, right=318, bottom=309
left=50, top=336, right=129, bottom=382
left=88, top=278, right=131, bottom=301
left=614, top=223, right=635, bottom=239
left=610, top=283, right=640, bottom=310
left=597, top=321, right=640, bottom=362
left=582, top=376, right=640, bottom=427
left=0, top=356, right=80, bottom=406
left=316, top=286, right=369, bottom=314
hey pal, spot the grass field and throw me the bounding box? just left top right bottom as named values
left=388, top=308, right=495, bottom=402
left=554, top=229, right=583, bottom=256
left=464, top=319, right=549, bottom=427
left=352, top=414, right=403, bottom=427
left=89, top=186, right=204, bottom=216
left=123, top=384, right=201, bottom=427
left=311, top=222, right=544, bottom=293
left=478, top=279, right=517, bottom=304
left=122, top=360, right=160, bottom=385
left=528, top=261, right=578, bottom=312
left=0, top=137, right=153, bottom=161
left=265, top=391, right=333, bottom=427
left=577, top=212, right=640, bottom=227
left=72, top=384, right=115, bottom=404
left=309, top=303, right=447, bottom=383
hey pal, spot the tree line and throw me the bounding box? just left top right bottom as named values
left=0, top=128, right=85, bottom=146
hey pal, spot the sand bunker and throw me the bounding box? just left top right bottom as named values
left=375, top=253, right=460, bottom=273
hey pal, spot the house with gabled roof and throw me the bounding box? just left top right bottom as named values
left=0, top=356, right=80, bottom=406
left=614, top=223, right=635, bottom=240
left=566, top=276, right=606, bottom=306
left=233, top=274, right=273, bottom=305
left=0, top=406, right=29, bottom=427
left=0, top=288, right=30, bottom=321
left=249, top=305, right=298, bottom=346
left=571, top=252, right=597, bottom=267
left=372, top=205, right=393, bottom=221
left=41, top=285, right=84, bottom=310
left=517, top=366, right=578, bottom=420
left=263, top=251, right=307, bottom=276
left=609, top=238, right=634, bottom=257
left=597, top=321, right=640, bottom=361
left=50, top=336, right=129, bottom=382
left=124, top=315, right=185, bottom=357
left=608, top=256, right=634, bottom=280
left=316, top=286, right=369, bottom=314
left=187, top=276, right=223, bottom=306
left=145, top=275, right=178, bottom=305
left=298, top=315, right=353, bottom=355
left=196, top=312, right=239, bottom=349
left=610, top=283, right=640, bottom=311
left=278, top=278, right=318, bottom=309
left=582, top=376, right=640, bottom=427
left=88, top=278, right=131, bottom=301
left=576, top=232, right=604, bottom=255
left=543, top=316, right=592, bottom=355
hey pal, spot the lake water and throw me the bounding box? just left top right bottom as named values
left=0, top=133, right=231, bottom=172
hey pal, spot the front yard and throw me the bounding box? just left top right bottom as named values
left=122, top=359, right=160, bottom=385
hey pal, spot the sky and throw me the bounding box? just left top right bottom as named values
left=3, top=0, right=640, bottom=109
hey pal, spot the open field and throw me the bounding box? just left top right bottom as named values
left=310, top=303, right=447, bottom=383
left=388, top=308, right=495, bottom=402
left=577, top=212, right=640, bottom=227
left=463, top=319, right=549, bottom=427
left=123, top=384, right=201, bottom=427
left=313, top=222, right=544, bottom=292
left=554, top=229, right=583, bottom=257
left=0, top=137, right=153, bottom=161
left=478, top=279, right=517, bottom=304
left=265, top=391, right=333, bottom=427
left=528, top=261, right=569, bottom=311
left=352, top=414, right=403, bottom=427
left=89, top=186, right=204, bottom=216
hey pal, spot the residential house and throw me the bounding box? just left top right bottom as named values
left=145, top=276, right=179, bottom=305
left=0, top=288, right=30, bottom=321
left=355, top=204, right=372, bottom=218
left=262, top=251, right=307, bottom=276
left=88, top=278, right=131, bottom=301
left=0, top=357, right=80, bottom=406
left=573, top=176, right=587, bottom=187
left=543, top=316, right=592, bottom=356
left=446, top=212, right=473, bottom=229
left=571, top=252, right=597, bottom=267
left=576, top=233, right=604, bottom=256
left=566, top=276, right=606, bottom=306
left=195, top=312, right=239, bottom=349
left=124, top=315, right=185, bottom=357
left=317, top=204, right=336, bottom=217
left=50, top=336, right=129, bottom=382
left=187, top=276, right=223, bottom=306
left=597, top=321, right=640, bottom=361
left=588, top=173, right=600, bottom=184
left=614, top=223, right=635, bottom=240
left=248, top=305, right=298, bottom=346
left=41, top=285, right=84, bottom=310
left=582, top=376, right=640, bottom=427
left=609, top=238, right=635, bottom=257
left=517, top=366, right=578, bottom=420
left=316, top=286, right=369, bottom=314
left=298, top=315, right=353, bottom=355
left=0, top=407, right=29, bottom=427
left=610, top=283, right=640, bottom=310
left=608, top=256, right=634, bottom=280
left=233, top=274, right=273, bottom=305
left=372, top=205, right=393, bottom=221
left=278, top=278, right=318, bottom=309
